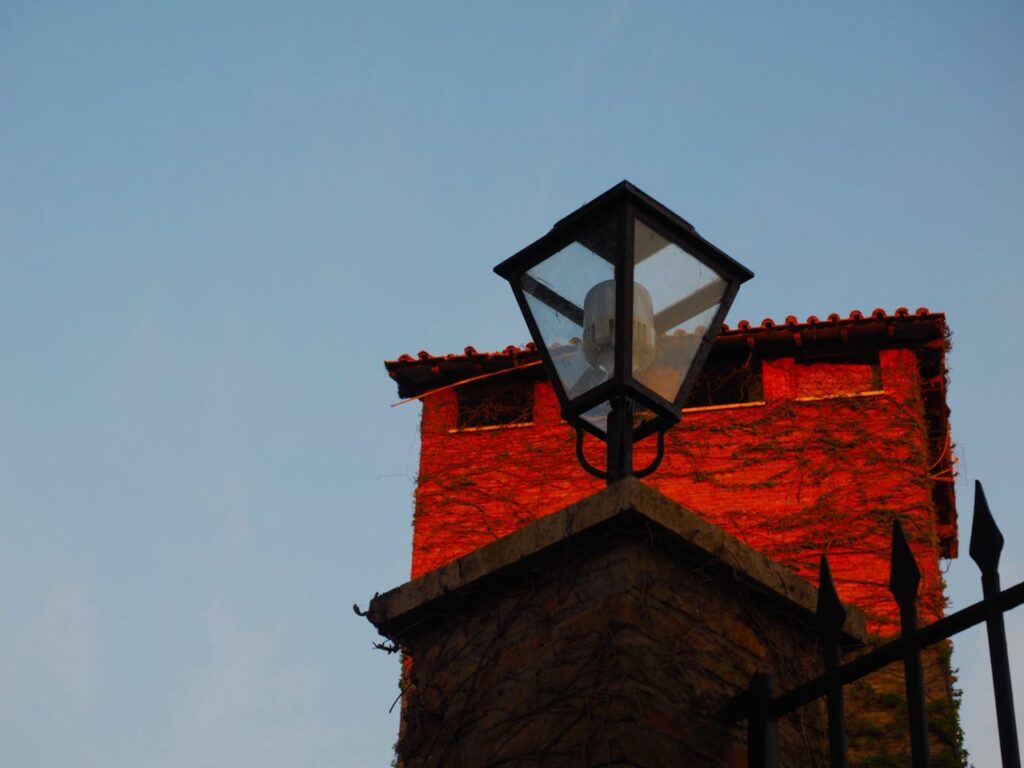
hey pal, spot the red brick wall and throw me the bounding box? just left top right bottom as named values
left=412, top=347, right=946, bottom=636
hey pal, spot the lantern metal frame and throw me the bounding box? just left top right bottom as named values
left=494, top=181, right=753, bottom=483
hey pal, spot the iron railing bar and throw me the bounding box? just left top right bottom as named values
left=747, top=673, right=780, bottom=768
left=971, top=481, right=1021, bottom=768
left=721, top=579, right=1024, bottom=720
left=900, top=606, right=931, bottom=767
left=771, top=580, right=1024, bottom=716
left=727, top=482, right=1018, bottom=765
left=983, top=571, right=1021, bottom=768
left=818, top=555, right=850, bottom=768
left=890, top=520, right=930, bottom=767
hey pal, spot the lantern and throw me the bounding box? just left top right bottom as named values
left=494, top=181, right=753, bottom=482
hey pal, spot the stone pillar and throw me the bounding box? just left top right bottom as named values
left=367, top=478, right=866, bottom=767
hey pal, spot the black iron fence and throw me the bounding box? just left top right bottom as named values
left=725, top=481, right=1024, bottom=768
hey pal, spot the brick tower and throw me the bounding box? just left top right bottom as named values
left=383, top=307, right=965, bottom=765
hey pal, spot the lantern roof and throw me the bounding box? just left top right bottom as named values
left=494, top=180, right=754, bottom=286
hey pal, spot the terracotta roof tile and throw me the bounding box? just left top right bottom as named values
left=386, top=308, right=948, bottom=374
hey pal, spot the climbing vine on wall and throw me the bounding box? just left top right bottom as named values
left=406, top=348, right=965, bottom=765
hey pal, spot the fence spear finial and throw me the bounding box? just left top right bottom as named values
left=889, top=519, right=921, bottom=610
left=970, top=480, right=1004, bottom=578
left=817, top=554, right=847, bottom=639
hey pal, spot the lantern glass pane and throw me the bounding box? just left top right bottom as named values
left=580, top=401, right=611, bottom=435
left=579, top=401, right=658, bottom=436
left=521, top=217, right=617, bottom=404
left=632, top=219, right=728, bottom=404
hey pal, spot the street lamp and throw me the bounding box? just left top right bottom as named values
left=494, top=181, right=753, bottom=484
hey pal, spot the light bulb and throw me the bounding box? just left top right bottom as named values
left=582, top=280, right=656, bottom=374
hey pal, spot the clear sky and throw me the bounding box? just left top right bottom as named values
left=1, top=2, right=1021, bottom=766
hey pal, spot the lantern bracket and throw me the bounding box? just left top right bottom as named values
left=575, top=425, right=666, bottom=481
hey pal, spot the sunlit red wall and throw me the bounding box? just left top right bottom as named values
left=411, top=347, right=946, bottom=637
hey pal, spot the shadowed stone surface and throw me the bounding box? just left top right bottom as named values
left=368, top=481, right=867, bottom=767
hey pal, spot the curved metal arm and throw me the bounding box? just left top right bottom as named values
left=575, top=427, right=608, bottom=480
left=576, top=425, right=666, bottom=481
left=633, top=428, right=666, bottom=479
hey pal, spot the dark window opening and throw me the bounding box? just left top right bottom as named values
left=455, top=380, right=535, bottom=430
left=684, top=357, right=764, bottom=408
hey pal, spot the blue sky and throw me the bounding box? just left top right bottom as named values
left=1, top=2, right=1021, bottom=765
